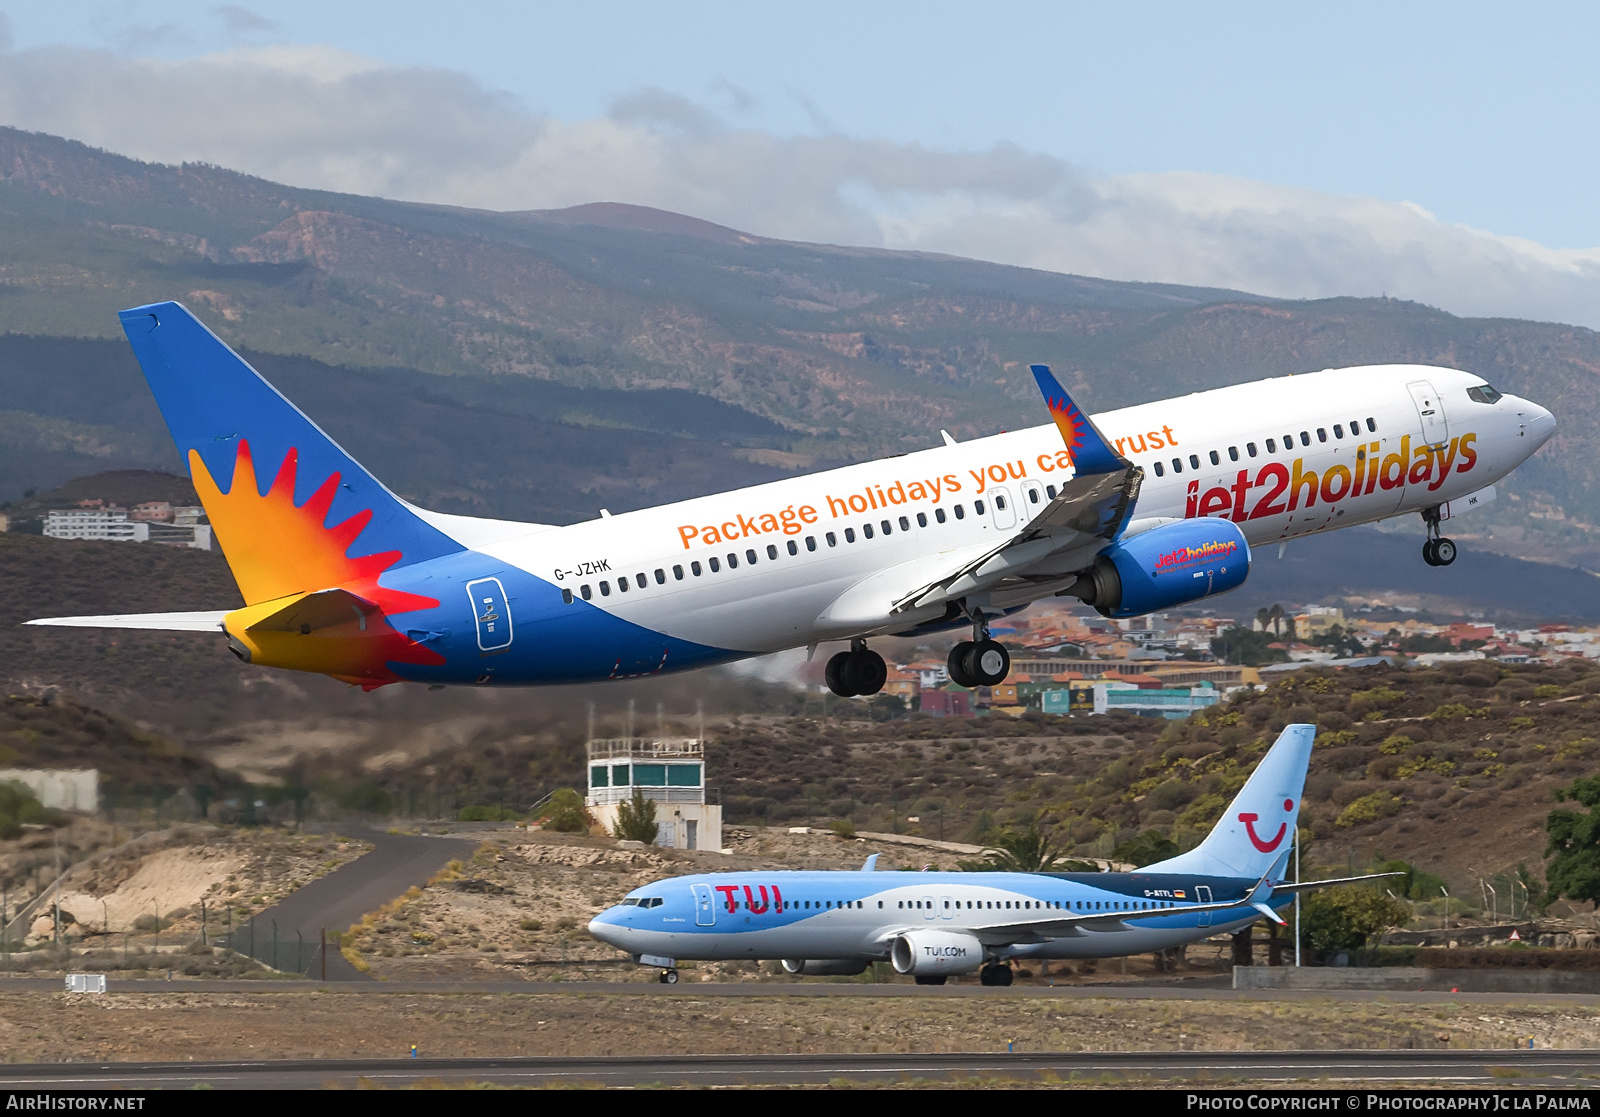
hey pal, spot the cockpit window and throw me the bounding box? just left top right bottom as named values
left=1468, top=384, right=1503, bottom=405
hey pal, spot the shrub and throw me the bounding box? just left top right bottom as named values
left=1335, top=790, right=1403, bottom=828
left=1379, top=735, right=1415, bottom=755
left=828, top=818, right=857, bottom=840
left=457, top=805, right=519, bottom=822
left=1534, top=684, right=1564, bottom=699
left=1299, top=885, right=1411, bottom=958
left=612, top=789, right=659, bottom=844
left=542, top=788, right=589, bottom=833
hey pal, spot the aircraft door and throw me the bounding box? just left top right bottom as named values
left=989, top=487, right=1018, bottom=530
left=466, top=577, right=513, bottom=653
left=692, top=883, right=715, bottom=927
left=1195, top=885, right=1213, bottom=927
left=940, top=895, right=954, bottom=921
left=922, top=894, right=936, bottom=921
left=1407, top=381, right=1450, bottom=447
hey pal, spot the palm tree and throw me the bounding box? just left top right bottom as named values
left=961, top=822, right=1093, bottom=872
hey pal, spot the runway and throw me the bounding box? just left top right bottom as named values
left=0, top=976, right=1592, bottom=1006
left=0, top=1049, right=1592, bottom=1088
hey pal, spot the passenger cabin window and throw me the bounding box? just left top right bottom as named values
left=935, top=507, right=947, bottom=523
left=974, top=500, right=985, bottom=515
left=862, top=523, right=873, bottom=539
left=600, top=581, right=611, bottom=596
left=1153, top=461, right=1165, bottom=477
left=844, top=528, right=856, bottom=543
left=1367, top=417, right=1377, bottom=432
left=726, top=553, right=737, bottom=569
left=636, top=573, right=647, bottom=588
left=561, top=588, right=573, bottom=604
left=1317, top=428, right=1327, bottom=443
left=900, top=515, right=911, bottom=530
left=786, top=541, right=797, bottom=556
left=954, top=505, right=965, bottom=519
left=1227, top=446, right=1238, bottom=461
left=617, top=577, right=628, bottom=593
left=1246, top=442, right=1257, bottom=457
left=1046, top=484, right=1058, bottom=499
left=768, top=544, right=778, bottom=560
left=1333, top=424, right=1344, bottom=439
left=1189, top=454, right=1200, bottom=469
left=1209, top=450, right=1220, bottom=465
left=994, top=494, right=1006, bottom=511
left=826, top=532, right=837, bottom=546
left=708, top=557, right=720, bottom=572
left=581, top=584, right=592, bottom=601
left=1027, top=488, right=1039, bottom=504
left=691, top=561, right=702, bottom=576
left=747, top=548, right=758, bottom=564
left=1171, top=458, right=1182, bottom=474
left=1300, top=431, right=1310, bottom=446
left=805, top=536, right=817, bottom=551
left=881, top=519, right=892, bottom=534
left=916, top=512, right=927, bottom=527
left=1265, top=438, right=1276, bottom=453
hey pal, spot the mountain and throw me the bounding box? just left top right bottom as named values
left=0, top=126, right=1596, bottom=569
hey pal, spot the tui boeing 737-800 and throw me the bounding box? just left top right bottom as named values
left=27, top=302, right=1555, bottom=695
left=589, top=724, right=1395, bottom=984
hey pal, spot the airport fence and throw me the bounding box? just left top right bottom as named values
left=219, top=918, right=325, bottom=977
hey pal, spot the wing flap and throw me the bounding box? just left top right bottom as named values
left=24, top=611, right=230, bottom=632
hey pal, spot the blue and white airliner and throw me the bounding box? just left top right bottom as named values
left=590, top=725, right=1390, bottom=984
left=28, top=302, right=1553, bottom=696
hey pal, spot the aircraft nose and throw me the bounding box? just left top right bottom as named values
left=588, top=915, right=626, bottom=946
left=1524, top=401, right=1557, bottom=449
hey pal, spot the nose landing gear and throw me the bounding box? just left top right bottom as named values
left=947, top=609, right=1010, bottom=688
left=1421, top=506, right=1457, bottom=567
left=824, top=638, right=888, bottom=698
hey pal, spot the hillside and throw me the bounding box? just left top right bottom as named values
left=0, top=127, right=1593, bottom=565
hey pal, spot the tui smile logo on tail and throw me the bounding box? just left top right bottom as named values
left=1238, top=798, right=1295, bottom=853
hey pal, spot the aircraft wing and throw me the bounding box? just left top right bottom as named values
left=967, top=875, right=1281, bottom=941
left=24, top=611, right=229, bottom=631
left=890, top=366, right=1140, bottom=614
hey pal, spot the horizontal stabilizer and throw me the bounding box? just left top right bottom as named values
left=245, top=589, right=380, bottom=634
left=24, top=611, right=229, bottom=632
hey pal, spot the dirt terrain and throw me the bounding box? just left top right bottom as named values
left=0, top=989, right=1591, bottom=1064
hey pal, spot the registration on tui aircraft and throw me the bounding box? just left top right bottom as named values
left=590, top=724, right=1398, bottom=984
left=29, top=302, right=1555, bottom=694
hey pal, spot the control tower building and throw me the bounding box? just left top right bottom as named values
left=586, top=734, right=722, bottom=852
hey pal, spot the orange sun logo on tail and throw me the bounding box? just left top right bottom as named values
left=193, top=441, right=445, bottom=687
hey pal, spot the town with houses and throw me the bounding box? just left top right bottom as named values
left=876, top=599, right=1600, bottom=721
left=1, top=497, right=211, bottom=550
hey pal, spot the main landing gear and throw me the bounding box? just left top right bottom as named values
left=947, top=610, right=1010, bottom=689
left=979, top=963, right=1013, bottom=987
left=1421, top=506, right=1457, bottom=567
left=658, top=968, right=679, bottom=984
left=825, top=639, right=888, bottom=698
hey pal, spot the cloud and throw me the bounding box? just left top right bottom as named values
left=212, top=5, right=279, bottom=34
left=1, top=43, right=1598, bottom=328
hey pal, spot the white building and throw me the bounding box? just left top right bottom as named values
left=586, top=736, right=722, bottom=852
left=0, top=769, right=99, bottom=812
left=44, top=508, right=211, bottom=550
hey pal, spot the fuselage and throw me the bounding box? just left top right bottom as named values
left=587, top=868, right=1281, bottom=964
left=339, top=363, right=1551, bottom=686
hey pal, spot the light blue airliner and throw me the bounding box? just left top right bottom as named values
left=590, top=725, right=1390, bottom=984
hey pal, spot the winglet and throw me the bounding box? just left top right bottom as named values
left=1030, top=365, right=1126, bottom=476
left=862, top=853, right=880, bottom=872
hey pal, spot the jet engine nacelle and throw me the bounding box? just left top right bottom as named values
left=1071, top=518, right=1249, bottom=619
left=889, top=930, right=984, bottom=976
left=780, top=958, right=870, bottom=976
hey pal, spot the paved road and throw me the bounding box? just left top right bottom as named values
left=0, top=1049, right=1591, bottom=1089
left=1, top=977, right=1596, bottom=1006
left=226, top=828, right=475, bottom=979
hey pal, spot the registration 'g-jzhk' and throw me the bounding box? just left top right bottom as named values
left=29, top=302, right=1556, bottom=695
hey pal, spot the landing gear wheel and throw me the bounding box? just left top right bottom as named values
left=843, top=649, right=888, bottom=696
left=913, top=974, right=947, bottom=986
left=1422, top=539, right=1439, bottom=566
left=947, top=641, right=977, bottom=688
left=659, top=969, right=679, bottom=984
left=979, top=963, right=1013, bottom=987
left=1433, top=537, right=1457, bottom=566
left=825, top=651, right=857, bottom=697
left=968, top=640, right=1010, bottom=687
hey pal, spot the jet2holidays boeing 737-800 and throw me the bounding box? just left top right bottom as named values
left=28, top=302, right=1554, bottom=694
left=590, top=724, right=1396, bottom=984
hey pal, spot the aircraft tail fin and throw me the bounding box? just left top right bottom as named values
left=1140, top=724, right=1315, bottom=879
left=118, top=302, right=462, bottom=606
left=1030, top=364, right=1127, bottom=475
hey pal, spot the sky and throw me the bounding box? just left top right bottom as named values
left=1, top=2, right=1598, bottom=327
